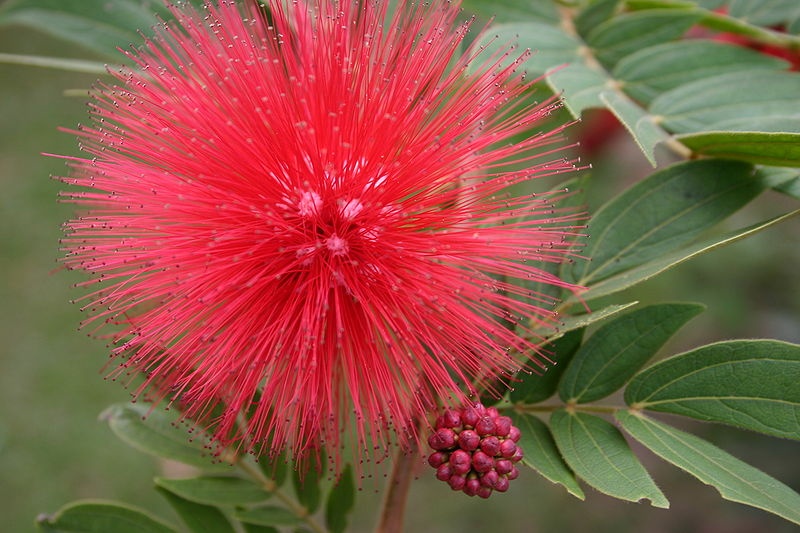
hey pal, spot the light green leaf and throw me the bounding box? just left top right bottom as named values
left=626, top=340, right=800, bottom=440
left=550, top=410, right=669, bottom=507
left=599, top=90, right=671, bottom=166
left=234, top=507, right=303, bottom=528
left=775, top=176, right=800, bottom=200
left=543, top=301, right=640, bottom=342
left=292, top=457, right=325, bottom=514
left=586, top=9, right=700, bottom=66
left=155, top=487, right=235, bottom=533
left=512, top=328, right=585, bottom=404
left=461, top=0, right=559, bottom=23
left=258, top=452, right=289, bottom=488
left=155, top=476, right=271, bottom=506
left=471, top=22, right=580, bottom=76
left=614, top=40, right=789, bottom=104
left=617, top=411, right=800, bottom=526
left=0, top=52, right=112, bottom=74
left=36, top=501, right=177, bottom=533
left=728, top=0, right=800, bottom=27
left=569, top=159, right=763, bottom=285
left=651, top=70, right=800, bottom=134
left=101, top=403, right=233, bottom=471
left=242, top=525, right=278, bottom=533
left=325, top=465, right=355, bottom=533
left=569, top=210, right=800, bottom=302
left=575, top=0, right=621, bottom=38
left=559, top=303, right=704, bottom=403
left=676, top=131, right=800, bottom=167
left=509, top=412, right=585, bottom=499
left=546, top=64, right=608, bottom=117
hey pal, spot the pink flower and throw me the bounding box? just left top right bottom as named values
left=57, top=0, right=582, bottom=467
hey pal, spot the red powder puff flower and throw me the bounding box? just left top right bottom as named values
left=57, top=0, right=582, bottom=467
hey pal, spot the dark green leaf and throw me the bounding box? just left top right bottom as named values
left=614, top=40, right=789, bottom=104
left=586, top=9, right=700, bottom=66
left=509, top=412, right=585, bottom=499
left=617, top=411, right=800, bottom=526
left=36, top=501, right=177, bottom=533
left=599, top=90, right=671, bottom=166
left=512, top=328, right=585, bottom=404
left=651, top=71, right=800, bottom=134
left=546, top=302, right=640, bottom=342
left=575, top=0, right=621, bottom=38
left=550, top=410, right=669, bottom=507
left=242, top=525, right=278, bottom=533
left=566, top=210, right=800, bottom=303
left=728, top=0, right=800, bottom=27
left=569, top=159, right=763, bottom=285
left=155, top=487, right=235, bottom=533
left=258, top=452, right=289, bottom=488
left=677, top=131, right=800, bottom=167
left=626, top=340, right=800, bottom=440
left=325, top=465, right=355, bottom=533
left=101, top=403, right=233, bottom=471
left=234, top=507, right=303, bottom=528
left=559, top=303, right=704, bottom=403
left=155, top=476, right=271, bottom=506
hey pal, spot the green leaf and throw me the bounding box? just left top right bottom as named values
left=258, top=452, right=289, bottom=488
left=676, top=131, right=800, bottom=167
left=101, top=403, right=233, bottom=471
left=155, top=487, right=235, bottom=533
left=728, top=0, right=800, bottom=27
left=626, top=340, right=800, bottom=440
left=509, top=412, right=585, bottom=499
left=325, top=465, right=355, bottom=533
left=512, top=328, right=585, bottom=404
left=234, top=507, right=303, bottom=528
left=614, top=40, right=789, bottom=104
left=155, top=476, right=271, bottom=506
left=292, top=458, right=325, bottom=514
left=569, top=159, right=763, bottom=285
left=651, top=71, right=800, bottom=134
left=461, top=0, right=559, bottom=23
left=599, top=90, right=671, bottom=166
left=0, top=52, right=112, bottom=74
left=586, top=9, right=700, bottom=66
left=471, top=22, right=580, bottom=76
left=550, top=410, right=669, bottom=507
left=775, top=176, right=800, bottom=200
left=575, top=0, right=621, bottom=38
left=567, top=210, right=800, bottom=302
left=241, top=525, right=278, bottom=533
left=559, top=303, right=704, bottom=403
left=36, top=501, right=177, bottom=533
left=546, top=64, right=608, bottom=117
left=546, top=302, right=640, bottom=342
left=617, top=411, right=800, bottom=526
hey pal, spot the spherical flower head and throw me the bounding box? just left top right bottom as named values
left=58, top=0, right=582, bottom=468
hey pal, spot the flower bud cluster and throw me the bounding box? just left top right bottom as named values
left=427, top=403, right=523, bottom=498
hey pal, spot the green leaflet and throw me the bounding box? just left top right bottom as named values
left=676, top=131, right=800, bottom=167
left=626, top=340, right=800, bottom=440
left=325, top=465, right=356, bottom=533
left=155, top=476, right=272, bottom=506
left=599, top=90, right=671, bottom=166
left=559, top=303, right=704, bottom=403
left=509, top=412, right=584, bottom=499
left=234, top=507, right=303, bottom=528
left=541, top=302, right=640, bottom=342
left=617, top=411, right=800, bottom=525
left=36, top=501, right=177, bottom=533
left=550, top=410, right=669, bottom=507
left=512, top=328, right=584, bottom=404
left=156, top=487, right=236, bottom=533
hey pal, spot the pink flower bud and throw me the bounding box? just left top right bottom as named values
left=461, top=406, right=481, bottom=427
left=486, top=407, right=500, bottom=418
left=499, top=439, right=517, bottom=458
left=458, top=429, right=480, bottom=451
left=480, top=436, right=500, bottom=456
left=472, top=450, right=494, bottom=473
left=507, top=466, right=520, bottom=480
left=450, top=449, right=472, bottom=475
left=436, top=463, right=453, bottom=481
left=494, top=416, right=512, bottom=437
left=448, top=474, right=466, bottom=490
left=427, top=451, right=448, bottom=468
left=428, top=428, right=456, bottom=450
left=495, top=458, right=513, bottom=475
left=494, top=476, right=510, bottom=493
left=463, top=478, right=481, bottom=497
left=510, top=446, right=524, bottom=463
left=475, top=416, right=496, bottom=436
left=480, top=470, right=499, bottom=488
left=441, top=409, right=461, bottom=428
left=508, top=425, right=521, bottom=442
left=476, top=485, right=493, bottom=499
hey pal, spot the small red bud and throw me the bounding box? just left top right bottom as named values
left=427, top=451, right=448, bottom=468
left=499, top=439, right=517, bottom=458
left=510, top=447, right=524, bottom=463
left=476, top=485, right=493, bottom=499
left=480, top=435, right=500, bottom=456
left=428, top=428, right=456, bottom=450
left=461, top=406, right=480, bottom=427
left=475, top=416, right=496, bottom=436
left=480, top=470, right=499, bottom=488
left=436, top=463, right=453, bottom=481
left=448, top=474, right=466, bottom=490
left=508, top=425, right=521, bottom=442
left=486, top=407, right=500, bottom=418
left=472, top=450, right=494, bottom=473
left=458, top=429, right=480, bottom=451
left=494, top=416, right=512, bottom=437
left=507, top=466, right=520, bottom=480
left=494, top=476, right=510, bottom=493
left=441, top=409, right=461, bottom=428
left=450, top=449, right=472, bottom=475
left=495, top=459, right=513, bottom=475
left=463, top=478, right=480, bottom=497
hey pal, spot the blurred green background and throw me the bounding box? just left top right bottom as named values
left=1, top=16, right=799, bottom=533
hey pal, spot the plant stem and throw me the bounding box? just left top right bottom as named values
left=375, top=442, right=420, bottom=533
left=237, top=457, right=329, bottom=533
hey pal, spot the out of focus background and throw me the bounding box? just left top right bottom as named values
left=1, top=11, right=799, bottom=533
